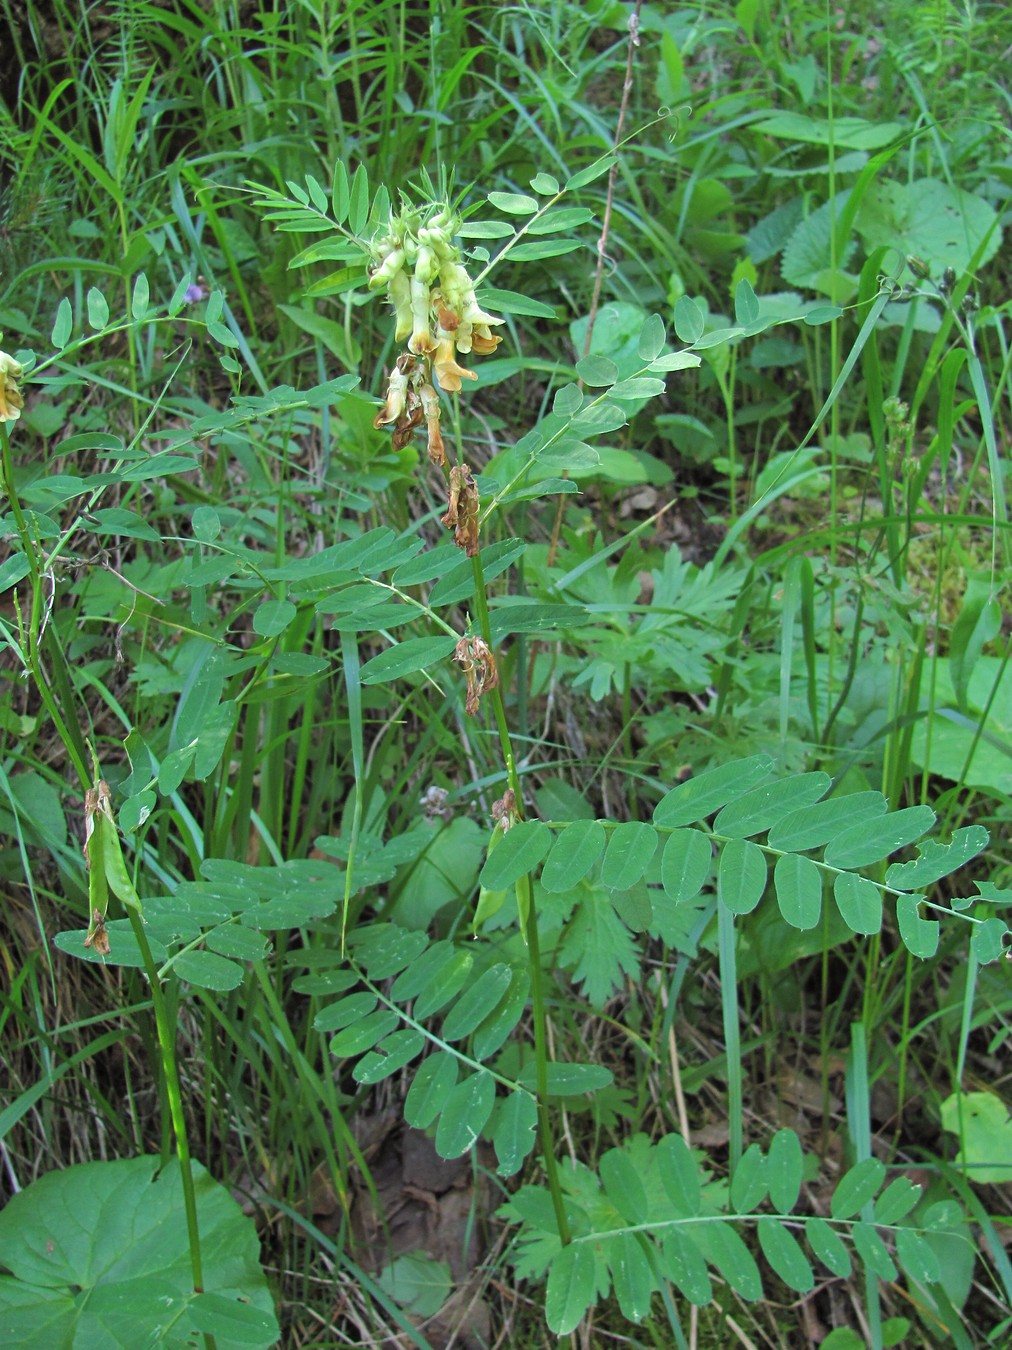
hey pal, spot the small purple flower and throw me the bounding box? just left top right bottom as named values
left=184, top=280, right=207, bottom=304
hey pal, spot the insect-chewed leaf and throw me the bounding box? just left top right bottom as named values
left=885, top=825, right=989, bottom=890
left=896, top=894, right=939, bottom=959
left=492, top=1090, right=538, bottom=1178
left=834, top=872, right=882, bottom=935
left=774, top=852, right=823, bottom=929
left=545, top=1241, right=597, bottom=1335
left=655, top=1133, right=701, bottom=1216
left=758, top=1218, right=814, bottom=1292
left=404, top=1051, right=458, bottom=1129
left=329, top=1009, right=400, bottom=1058
left=600, top=822, right=658, bottom=890
left=713, top=771, right=830, bottom=838
left=823, top=805, right=935, bottom=869
left=605, top=1232, right=655, bottom=1323
left=472, top=968, right=529, bottom=1060
left=971, top=917, right=1008, bottom=964
left=479, top=819, right=552, bottom=891
left=654, top=755, right=774, bottom=828
left=359, top=635, right=457, bottom=683
left=441, top=963, right=513, bottom=1040
left=852, top=1221, right=897, bottom=1281
left=767, top=1129, right=803, bottom=1213
left=661, top=828, right=712, bottom=904
left=718, top=838, right=767, bottom=915
left=435, top=1070, right=495, bottom=1159
left=831, top=1158, right=886, bottom=1219
left=767, top=790, right=887, bottom=852
left=599, top=1147, right=648, bottom=1225
left=694, top=1220, right=763, bottom=1301
left=541, top=820, right=606, bottom=893
left=353, top=1029, right=426, bottom=1085
left=805, top=1217, right=852, bottom=1277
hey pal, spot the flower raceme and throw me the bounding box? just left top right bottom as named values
left=0, top=351, right=24, bottom=423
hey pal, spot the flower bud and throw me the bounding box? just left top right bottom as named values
left=0, top=351, right=24, bottom=424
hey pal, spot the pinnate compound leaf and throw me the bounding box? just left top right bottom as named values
left=806, top=1217, right=852, bottom=1277
left=479, top=819, right=552, bottom=890
left=541, top=820, right=606, bottom=892
left=718, top=839, right=767, bottom=915
left=767, top=790, right=887, bottom=852
left=606, top=1232, right=654, bottom=1322
left=472, top=968, right=529, bottom=1060
left=713, top=771, right=830, bottom=838
left=545, top=1242, right=597, bottom=1335
left=885, top=825, right=989, bottom=890
left=435, top=1070, right=495, bottom=1158
left=350, top=924, right=428, bottom=979
left=774, top=853, right=823, bottom=929
left=896, top=895, right=939, bottom=959
left=660, top=828, right=712, bottom=904
left=391, top=940, right=461, bottom=1001
left=656, top=1133, right=701, bottom=1216
left=661, top=1229, right=712, bottom=1304
left=599, top=1147, right=648, bottom=1224
left=359, top=635, right=457, bottom=683
left=730, top=1144, right=768, bottom=1213
left=834, top=873, right=883, bottom=935
left=330, top=1009, right=400, bottom=1057
left=492, top=1091, right=538, bottom=1178
left=694, top=1220, right=763, bottom=1301
left=441, top=963, right=512, bottom=1040
left=314, top=992, right=376, bottom=1033
left=831, top=1158, right=886, bottom=1219
left=404, top=1052, right=457, bottom=1129
left=354, top=1029, right=426, bottom=1084
left=852, top=1221, right=897, bottom=1280
left=823, top=805, right=935, bottom=869
left=601, top=822, right=658, bottom=889
left=767, top=1129, right=803, bottom=1213
left=758, top=1218, right=814, bottom=1293
left=654, top=755, right=774, bottom=828
left=412, top=949, right=473, bottom=1019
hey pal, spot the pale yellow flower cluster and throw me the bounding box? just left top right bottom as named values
left=370, top=206, right=502, bottom=466
left=0, top=351, right=24, bottom=423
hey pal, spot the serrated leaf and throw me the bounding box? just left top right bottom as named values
left=806, top=1217, right=852, bottom=1277
left=637, top=312, right=666, bottom=361
left=774, top=853, right=823, bottom=929
left=560, top=887, right=639, bottom=1007
left=661, top=1229, right=712, bottom=1304
left=874, top=1176, right=922, bottom=1225
left=541, top=820, right=606, bottom=893
left=404, top=1052, right=458, bottom=1129
left=714, top=772, right=830, bottom=839
left=885, top=825, right=989, bottom=890
left=896, top=894, right=939, bottom=959
left=718, top=838, right=767, bottom=915
left=768, top=790, right=887, bottom=852
left=656, top=1133, right=701, bottom=1216
left=600, top=1148, right=648, bottom=1224
left=831, top=1158, right=886, bottom=1219
left=441, top=963, right=512, bottom=1040
left=492, top=1091, right=538, bottom=1178
left=479, top=819, right=552, bottom=890
left=823, top=805, right=935, bottom=869
left=834, top=872, right=883, bottom=935
left=695, top=1220, right=763, bottom=1301
left=359, top=635, right=456, bottom=683
left=852, top=1221, right=897, bottom=1280
left=353, top=1028, right=426, bottom=1084
left=601, top=822, right=658, bottom=890
left=545, top=1241, right=596, bottom=1335
left=435, top=1070, right=495, bottom=1158
left=52, top=296, right=72, bottom=349
left=758, top=1218, right=814, bottom=1292
left=660, top=829, right=712, bottom=903
left=767, top=1129, right=803, bottom=1213
left=171, top=949, right=244, bottom=991
left=730, top=1144, right=768, bottom=1213
left=654, top=755, right=774, bottom=828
